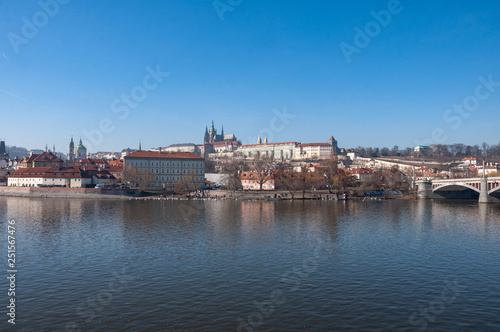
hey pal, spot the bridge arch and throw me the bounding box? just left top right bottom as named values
left=433, top=183, right=481, bottom=194
left=489, top=186, right=500, bottom=195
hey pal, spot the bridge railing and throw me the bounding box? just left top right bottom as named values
left=432, top=177, right=500, bottom=183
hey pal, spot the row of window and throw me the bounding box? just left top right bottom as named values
left=153, top=176, right=204, bottom=182
left=148, top=168, right=204, bottom=174
left=129, top=160, right=203, bottom=168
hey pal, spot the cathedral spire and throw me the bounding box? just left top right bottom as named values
left=264, top=136, right=268, bottom=144
left=221, top=125, right=224, bottom=136
left=257, top=134, right=262, bottom=144
left=139, top=140, right=142, bottom=151
left=204, top=126, right=209, bottom=144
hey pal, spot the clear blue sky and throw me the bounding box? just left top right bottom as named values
left=1, top=0, right=499, bottom=153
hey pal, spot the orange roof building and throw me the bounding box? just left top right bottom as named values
left=123, top=150, right=205, bottom=189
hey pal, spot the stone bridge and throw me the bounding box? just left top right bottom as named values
left=417, top=177, right=500, bottom=203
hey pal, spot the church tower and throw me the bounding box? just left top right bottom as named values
left=75, top=138, right=87, bottom=160
left=209, top=120, right=216, bottom=143
left=204, top=126, right=209, bottom=144
left=68, top=136, right=75, bottom=161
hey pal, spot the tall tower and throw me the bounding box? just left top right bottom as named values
left=329, top=136, right=338, bottom=155
left=68, top=136, right=75, bottom=161
left=0, top=140, right=8, bottom=158
left=204, top=126, right=209, bottom=144
left=257, top=134, right=262, bottom=144
left=209, top=120, right=216, bottom=143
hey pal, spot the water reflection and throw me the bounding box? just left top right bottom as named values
left=0, top=197, right=499, bottom=331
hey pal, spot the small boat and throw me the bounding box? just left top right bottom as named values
left=265, top=194, right=282, bottom=201
left=338, top=193, right=349, bottom=200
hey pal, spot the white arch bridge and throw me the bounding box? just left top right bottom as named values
left=417, top=177, right=500, bottom=203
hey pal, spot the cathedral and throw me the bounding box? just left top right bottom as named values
left=204, top=121, right=236, bottom=144
left=68, top=136, right=87, bottom=161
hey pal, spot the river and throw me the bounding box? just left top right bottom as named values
left=1, top=197, right=499, bottom=331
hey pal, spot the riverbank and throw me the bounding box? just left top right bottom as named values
left=0, top=187, right=417, bottom=201
left=0, top=187, right=141, bottom=199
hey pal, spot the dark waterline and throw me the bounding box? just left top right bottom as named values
left=1, top=197, right=500, bottom=331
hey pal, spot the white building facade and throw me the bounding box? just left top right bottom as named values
left=294, top=143, right=334, bottom=160
left=7, top=167, right=92, bottom=188
left=237, top=142, right=297, bottom=161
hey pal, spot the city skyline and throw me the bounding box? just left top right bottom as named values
left=1, top=0, right=499, bottom=151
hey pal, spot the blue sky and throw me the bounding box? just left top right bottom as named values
left=1, top=0, right=499, bottom=153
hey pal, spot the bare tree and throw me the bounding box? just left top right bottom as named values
left=123, top=164, right=155, bottom=192
left=220, top=157, right=247, bottom=190
left=332, top=169, right=358, bottom=192
left=174, top=168, right=199, bottom=193
left=248, top=155, right=273, bottom=190
left=277, top=170, right=322, bottom=199
left=276, top=169, right=301, bottom=199
left=320, top=155, right=338, bottom=193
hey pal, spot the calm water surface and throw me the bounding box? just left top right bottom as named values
left=1, top=197, right=500, bottom=331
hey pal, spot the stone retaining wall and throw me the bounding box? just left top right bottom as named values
left=0, top=187, right=139, bottom=199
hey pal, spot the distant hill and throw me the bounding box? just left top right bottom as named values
left=6, top=146, right=30, bottom=159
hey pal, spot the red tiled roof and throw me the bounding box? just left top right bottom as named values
left=307, top=163, right=325, bottom=168
left=9, top=167, right=87, bottom=179
left=107, top=165, right=123, bottom=172
left=33, top=152, right=62, bottom=163
left=25, top=154, right=39, bottom=163
left=212, top=141, right=239, bottom=147
left=125, top=151, right=203, bottom=159
left=109, top=159, right=124, bottom=166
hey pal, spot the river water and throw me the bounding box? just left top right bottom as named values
left=1, top=197, right=500, bottom=331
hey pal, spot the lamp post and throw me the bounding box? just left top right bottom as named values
left=479, top=158, right=489, bottom=203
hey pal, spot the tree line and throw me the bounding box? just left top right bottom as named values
left=354, top=142, right=500, bottom=161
